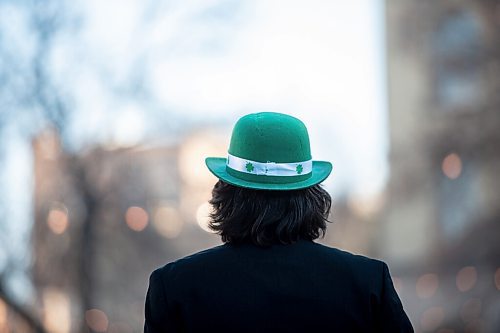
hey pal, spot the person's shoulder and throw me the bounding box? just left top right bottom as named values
left=153, top=244, right=230, bottom=277
left=312, top=241, right=385, bottom=271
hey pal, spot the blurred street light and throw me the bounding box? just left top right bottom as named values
left=420, top=306, right=445, bottom=332
left=85, top=308, right=109, bottom=333
left=196, top=202, right=212, bottom=233
left=153, top=205, right=184, bottom=239
left=46, top=203, right=69, bottom=235
left=416, top=273, right=439, bottom=299
left=125, top=206, right=149, bottom=232
left=42, top=288, right=70, bottom=333
left=460, top=298, right=481, bottom=324
left=442, top=153, right=462, bottom=180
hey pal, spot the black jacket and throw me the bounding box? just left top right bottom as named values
left=144, top=240, right=414, bottom=332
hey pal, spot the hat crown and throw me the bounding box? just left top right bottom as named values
left=228, top=112, right=311, bottom=163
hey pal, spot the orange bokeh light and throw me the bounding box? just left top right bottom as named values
left=125, top=206, right=149, bottom=232
left=416, top=273, right=439, bottom=299
left=456, top=266, right=477, bottom=292
left=47, top=208, right=69, bottom=235
left=420, top=306, right=445, bottom=332
left=85, top=309, right=109, bottom=332
left=442, top=153, right=462, bottom=179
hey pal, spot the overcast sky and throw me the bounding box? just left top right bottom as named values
left=68, top=0, right=387, bottom=196
left=3, top=0, right=387, bottom=196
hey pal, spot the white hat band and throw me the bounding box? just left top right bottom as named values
left=226, top=153, right=312, bottom=176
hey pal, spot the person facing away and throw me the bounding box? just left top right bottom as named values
left=144, top=112, right=414, bottom=333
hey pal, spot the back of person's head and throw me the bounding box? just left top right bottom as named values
left=209, top=180, right=331, bottom=247
left=205, top=112, right=333, bottom=247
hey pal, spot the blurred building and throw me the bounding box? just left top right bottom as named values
left=30, top=124, right=382, bottom=333
left=31, top=128, right=226, bottom=333
left=382, top=0, right=500, bottom=331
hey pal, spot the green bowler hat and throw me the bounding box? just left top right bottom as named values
left=205, top=112, right=332, bottom=190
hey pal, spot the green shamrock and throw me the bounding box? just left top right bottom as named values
left=296, top=164, right=303, bottom=174
left=245, top=162, right=254, bottom=172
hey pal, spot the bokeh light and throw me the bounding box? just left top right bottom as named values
left=42, top=288, right=71, bottom=333
left=347, top=192, right=386, bottom=219
left=0, top=299, right=6, bottom=329
left=196, top=202, right=213, bottom=233
left=153, top=205, right=184, bottom=239
left=460, top=298, right=481, bottom=324
left=85, top=309, right=109, bottom=332
left=416, top=273, right=439, bottom=299
left=420, top=306, right=445, bottom=332
left=46, top=203, right=69, bottom=235
left=442, top=153, right=462, bottom=179
left=125, top=206, right=149, bottom=232
left=178, top=132, right=227, bottom=187
left=456, top=266, right=477, bottom=292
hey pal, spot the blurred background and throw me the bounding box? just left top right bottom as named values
left=0, top=0, right=499, bottom=332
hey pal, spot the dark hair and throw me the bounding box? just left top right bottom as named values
left=208, top=180, right=332, bottom=247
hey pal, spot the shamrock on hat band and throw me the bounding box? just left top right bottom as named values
left=226, top=153, right=313, bottom=177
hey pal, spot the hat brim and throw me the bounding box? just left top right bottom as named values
left=205, top=157, right=332, bottom=190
